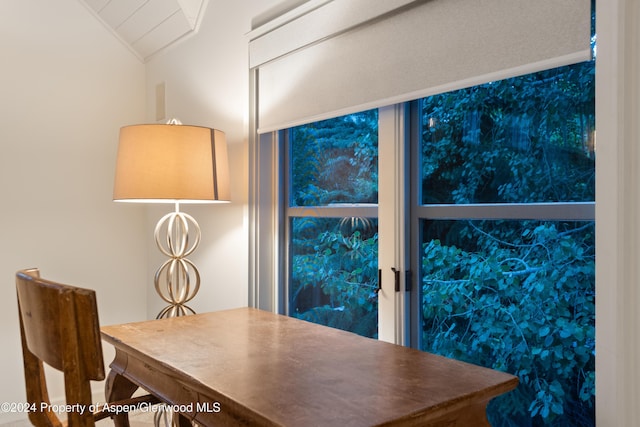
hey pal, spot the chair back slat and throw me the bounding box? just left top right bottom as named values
left=17, top=269, right=64, bottom=370
left=16, top=269, right=105, bottom=380
left=16, top=269, right=106, bottom=427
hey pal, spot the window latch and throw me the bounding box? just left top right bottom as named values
left=391, top=267, right=400, bottom=292
left=378, top=268, right=411, bottom=293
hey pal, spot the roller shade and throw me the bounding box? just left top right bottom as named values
left=249, top=0, right=592, bottom=133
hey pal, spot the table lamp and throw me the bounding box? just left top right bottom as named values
left=113, top=120, right=230, bottom=318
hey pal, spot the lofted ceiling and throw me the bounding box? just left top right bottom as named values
left=80, top=0, right=208, bottom=61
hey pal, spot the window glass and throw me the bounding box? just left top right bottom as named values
left=287, top=110, right=379, bottom=338
left=421, top=62, right=595, bottom=205
left=289, top=217, right=378, bottom=338
left=420, top=219, right=594, bottom=426
left=290, top=111, right=378, bottom=206
left=417, top=60, right=595, bottom=426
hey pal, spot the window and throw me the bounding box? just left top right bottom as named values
left=284, top=110, right=379, bottom=338
left=275, top=61, right=595, bottom=426
left=412, top=61, right=595, bottom=426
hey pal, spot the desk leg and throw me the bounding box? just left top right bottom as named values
left=105, top=369, right=139, bottom=427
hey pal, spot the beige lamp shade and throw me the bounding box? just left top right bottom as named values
left=113, top=124, right=230, bottom=203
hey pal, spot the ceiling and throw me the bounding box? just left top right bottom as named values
left=80, top=0, right=207, bottom=61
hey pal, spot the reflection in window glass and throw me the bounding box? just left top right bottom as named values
left=289, top=217, right=378, bottom=338
left=421, top=61, right=595, bottom=205
left=420, top=219, right=595, bottom=426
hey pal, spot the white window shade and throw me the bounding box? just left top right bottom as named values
left=249, top=0, right=592, bottom=133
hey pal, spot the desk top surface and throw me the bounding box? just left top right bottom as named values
left=101, top=307, right=517, bottom=426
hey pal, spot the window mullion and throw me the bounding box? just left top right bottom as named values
left=378, top=104, right=409, bottom=345
left=416, top=202, right=595, bottom=221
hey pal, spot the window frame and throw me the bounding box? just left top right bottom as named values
left=275, top=107, right=408, bottom=342
left=280, top=126, right=380, bottom=319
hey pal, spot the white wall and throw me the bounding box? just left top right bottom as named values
left=143, top=0, right=282, bottom=318
left=0, top=0, right=147, bottom=423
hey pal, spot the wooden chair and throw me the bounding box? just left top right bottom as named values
left=16, top=268, right=159, bottom=427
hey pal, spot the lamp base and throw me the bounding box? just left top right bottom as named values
left=153, top=203, right=201, bottom=319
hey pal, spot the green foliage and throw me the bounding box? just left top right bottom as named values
left=418, top=60, right=595, bottom=426
left=421, top=61, right=595, bottom=205
left=288, top=110, right=380, bottom=337
left=291, top=219, right=378, bottom=338
left=421, top=221, right=595, bottom=426
left=290, top=110, right=378, bottom=206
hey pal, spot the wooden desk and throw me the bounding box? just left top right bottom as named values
left=101, top=308, right=517, bottom=426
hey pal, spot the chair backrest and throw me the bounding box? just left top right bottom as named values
left=16, top=268, right=105, bottom=427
